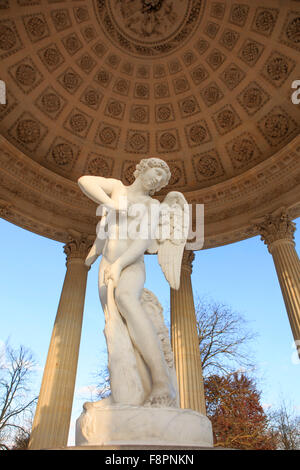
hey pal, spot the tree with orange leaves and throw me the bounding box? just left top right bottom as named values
left=204, top=372, right=277, bottom=450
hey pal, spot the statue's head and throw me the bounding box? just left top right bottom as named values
left=134, top=158, right=171, bottom=195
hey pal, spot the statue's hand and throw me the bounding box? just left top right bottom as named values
left=104, top=260, right=122, bottom=288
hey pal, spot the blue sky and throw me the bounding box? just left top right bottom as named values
left=0, top=216, right=300, bottom=445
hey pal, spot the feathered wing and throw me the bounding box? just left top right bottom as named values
left=155, top=192, right=189, bottom=290
left=158, top=239, right=185, bottom=290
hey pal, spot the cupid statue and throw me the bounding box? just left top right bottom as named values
left=78, top=158, right=189, bottom=409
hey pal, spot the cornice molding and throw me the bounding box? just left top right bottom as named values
left=0, top=135, right=300, bottom=249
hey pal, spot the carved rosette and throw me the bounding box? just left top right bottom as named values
left=63, top=236, right=92, bottom=265
left=0, top=199, right=13, bottom=218
left=255, top=210, right=296, bottom=252
left=181, top=250, right=195, bottom=274
left=93, top=0, right=205, bottom=58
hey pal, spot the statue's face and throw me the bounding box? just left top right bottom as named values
left=140, top=166, right=168, bottom=192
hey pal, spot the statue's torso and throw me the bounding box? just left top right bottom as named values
left=102, top=183, right=155, bottom=264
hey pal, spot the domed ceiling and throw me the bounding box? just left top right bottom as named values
left=0, top=0, right=300, bottom=248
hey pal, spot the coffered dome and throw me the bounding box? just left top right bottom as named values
left=0, top=0, right=299, bottom=248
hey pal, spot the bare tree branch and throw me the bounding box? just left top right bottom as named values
left=0, top=341, right=37, bottom=450
left=96, top=366, right=111, bottom=400
left=267, top=399, right=300, bottom=450
left=195, top=297, right=257, bottom=377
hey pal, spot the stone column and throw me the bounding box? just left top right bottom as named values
left=170, top=250, right=206, bottom=415
left=29, top=236, right=90, bottom=450
left=256, top=210, right=300, bottom=352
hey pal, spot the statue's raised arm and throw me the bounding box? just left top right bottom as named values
left=77, top=175, right=127, bottom=267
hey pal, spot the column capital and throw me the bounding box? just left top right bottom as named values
left=181, top=250, right=195, bottom=274
left=255, top=210, right=296, bottom=252
left=64, top=235, right=92, bottom=265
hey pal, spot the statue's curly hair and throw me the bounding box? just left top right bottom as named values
left=134, top=158, right=171, bottom=194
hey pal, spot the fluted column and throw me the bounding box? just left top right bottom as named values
left=170, top=250, right=206, bottom=414
left=29, top=236, right=91, bottom=450
left=256, top=210, right=300, bottom=351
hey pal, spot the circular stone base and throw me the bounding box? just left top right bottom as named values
left=75, top=404, right=213, bottom=448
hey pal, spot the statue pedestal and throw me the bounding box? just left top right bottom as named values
left=76, top=403, right=213, bottom=448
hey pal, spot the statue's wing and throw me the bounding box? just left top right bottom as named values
left=156, top=192, right=189, bottom=290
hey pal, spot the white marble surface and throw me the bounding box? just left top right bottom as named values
left=76, top=403, right=213, bottom=448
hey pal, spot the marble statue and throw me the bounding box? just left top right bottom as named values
left=78, top=157, right=188, bottom=407
left=76, top=158, right=213, bottom=447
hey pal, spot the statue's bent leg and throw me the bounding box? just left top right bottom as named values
left=115, top=260, right=176, bottom=403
